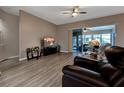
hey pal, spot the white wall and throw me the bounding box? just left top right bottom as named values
left=19, top=11, right=57, bottom=59
left=0, top=9, right=19, bottom=60
left=57, top=30, right=68, bottom=52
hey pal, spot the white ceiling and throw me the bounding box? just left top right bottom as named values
left=0, top=6, right=124, bottom=25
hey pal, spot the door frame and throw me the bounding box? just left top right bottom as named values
left=68, top=30, right=72, bottom=52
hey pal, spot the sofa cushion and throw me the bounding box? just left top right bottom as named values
left=105, top=46, right=124, bottom=69
left=100, top=63, right=122, bottom=83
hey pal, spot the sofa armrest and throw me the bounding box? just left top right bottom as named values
left=74, top=56, right=98, bottom=65
left=74, top=56, right=99, bottom=72
left=62, top=65, right=109, bottom=87
left=113, top=74, right=124, bottom=87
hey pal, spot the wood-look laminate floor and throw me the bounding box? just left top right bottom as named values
left=0, top=53, right=75, bottom=87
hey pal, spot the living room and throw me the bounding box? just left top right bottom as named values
left=0, top=0, right=124, bottom=92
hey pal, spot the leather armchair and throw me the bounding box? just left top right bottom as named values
left=62, top=46, right=124, bottom=87
left=74, top=56, right=100, bottom=72
left=62, top=65, right=109, bottom=87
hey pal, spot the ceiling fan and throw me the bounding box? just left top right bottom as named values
left=62, top=6, right=87, bottom=17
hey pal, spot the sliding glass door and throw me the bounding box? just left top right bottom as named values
left=72, top=25, right=116, bottom=53
left=72, top=29, right=82, bottom=52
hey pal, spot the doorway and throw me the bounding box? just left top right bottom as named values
left=70, top=25, right=116, bottom=53
left=72, top=29, right=82, bottom=52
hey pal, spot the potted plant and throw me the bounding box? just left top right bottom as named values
left=89, top=39, right=100, bottom=52
left=89, top=39, right=100, bottom=59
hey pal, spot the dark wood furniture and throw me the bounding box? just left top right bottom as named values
left=26, top=46, right=40, bottom=60
left=43, top=45, right=60, bottom=56
left=40, top=37, right=61, bottom=56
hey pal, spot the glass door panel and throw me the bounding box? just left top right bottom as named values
left=83, top=35, right=92, bottom=44
left=72, top=29, right=82, bottom=52
left=72, top=36, right=77, bottom=50
left=78, top=35, right=82, bottom=47
left=101, top=34, right=111, bottom=45
left=93, top=34, right=101, bottom=42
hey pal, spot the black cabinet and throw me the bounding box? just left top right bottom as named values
left=43, top=45, right=60, bottom=56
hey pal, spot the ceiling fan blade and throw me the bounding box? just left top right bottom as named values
left=62, top=12, right=70, bottom=14
left=79, top=12, right=87, bottom=14
left=62, top=11, right=72, bottom=14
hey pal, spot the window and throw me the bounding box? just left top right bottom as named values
left=101, top=34, right=111, bottom=44
left=93, top=34, right=101, bottom=42
left=83, top=35, right=92, bottom=44
left=83, top=33, right=114, bottom=46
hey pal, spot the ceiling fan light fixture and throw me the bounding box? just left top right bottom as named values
left=62, top=6, right=87, bottom=17
left=74, top=8, right=79, bottom=13
left=83, top=27, right=91, bottom=32
left=72, top=12, right=78, bottom=17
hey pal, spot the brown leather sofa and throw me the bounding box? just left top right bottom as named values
left=62, top=46, right=124, bottom=87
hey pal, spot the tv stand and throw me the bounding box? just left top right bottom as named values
left=43, top=45, right=60, bottom=56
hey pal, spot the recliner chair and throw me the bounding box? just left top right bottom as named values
left=62, top=46, right=124, bottom=87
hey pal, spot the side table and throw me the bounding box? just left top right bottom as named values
left=26, top=46, right=40, bottom=60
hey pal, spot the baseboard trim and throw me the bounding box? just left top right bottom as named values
left=8, top=55, right=19, bottom=59
left=0, top=55, right=19, bottom=63
left=60, top=50, right=69, bottom=53
left=19, top=57, right=27, bottom=61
